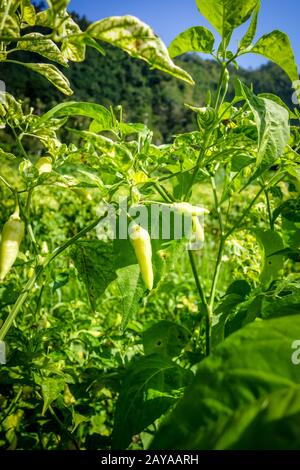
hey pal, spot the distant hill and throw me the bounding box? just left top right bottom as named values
left=1, top=12, right=294, bottom=143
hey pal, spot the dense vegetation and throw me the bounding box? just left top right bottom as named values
left=0, top=11, right=293, bottom=142
left=1, top=0, right=300, bottom=452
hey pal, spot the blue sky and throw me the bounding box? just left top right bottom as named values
left=68, top=0, right=300, bottom=70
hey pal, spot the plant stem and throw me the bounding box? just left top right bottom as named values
left=225, top=186, right=265, bottom=239
left=0, top=265, right=43, bottom=341
left=188, top=250, right=211, bottom=356
left=0, top=387, right=23, bottom=426
left=184, top=129, right=213, bottom=200
left=0, top=213, right=108, bottom=341
left=0, top=174, right=15, bottom=194
left=9, top=125, right=28, bottom=160
left=49, top=405, right=80, bottom=450
left=209, top=176, right=225, bottom=310
left=209, top=236, right=225, bottom=310
left=213, top=64, right=226, bottom=109
left=264, top=188, right=274, bottom=230
left=211, top=176, right=224, bottom=235
left=24, top=188, right=39, bottom=254
left=225, top=172, right=285, bottom=239
left=155, top=182, right=174, bottom=202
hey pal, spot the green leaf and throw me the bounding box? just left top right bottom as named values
left=35, top=9, right=52, bottom=28
left=21, top=0, right=36, bottom=26
left=151, top=315, right=300, bottom=450
left=209, top=386, right=300, bottom=450
left=226, top=280, right=251, bottom=297
left=214, top=294, right=245, bottom=316
left=83, top=36, right=105, bottom=56
left=241, top=82, right=289, bottom=180
left=273, top=197, right=300, bottom=223
left=250, top=30, right=298, bottom=82
left=142, top=321, right=191, bottom=357
left=87, top=15, right=194, bottom=85
left=118, top=122, right=150, bottom=139
left=17, top=33, right=68, bottom=65
left=37, top=101, right=113, bottom=131
left=238, top=1, right=259, bottom=50
left=262, top=285, right=300, bottom=318
left=116, top=264, right=146, bottom=329
left=224, top=295, right=262, bottom=338
left=168, top=26, right=214, bottom=58
left=196, top=0, right=259, bottom=39
left=61, top=16, right=86, bottom=62
left=51, top=272, right=69, bottom=292
left=0, top=12, right=19, bottom=37
left=0, top=284, right=18, bottom=308
left=39, top=377, right=65, bottom=415
left=47, top=0, right=69, bottom=14
left=72, top=413, right=90, bottom=433
left=112, top=354, right=193, bottom=449
left=15, top=62, right=73, bottom=95
left=71, top=241, right=117, bottom=310
left=254, top=229, right=284, bottom=289
left=211, top=292, right=247, bottom=349
left=258, top=93, right=296, bottom=119
left=231, top=153, right=255, bottom=172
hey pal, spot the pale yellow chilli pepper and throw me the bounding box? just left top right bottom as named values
left=35, top=157, right=52, bottom=175
left=129, top=223, right=153, bottom=290
left=191, top=215, right=205, bottom=243
left=173, top=202, right=209, bottom=217
left=0, top=211, right=25, bottom=281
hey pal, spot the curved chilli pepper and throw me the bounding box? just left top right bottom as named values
left=191, top=215, right=204, bottom=243
left=173, top=202, right=209, bottom=217
left=35, top=157, right=52, bottom=175
left=129, top=223, right=153, bottom=290
left=0, top=212, right=25, bottom=281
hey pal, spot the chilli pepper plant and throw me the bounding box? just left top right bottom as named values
left=1, top=0, right=300, bottom=451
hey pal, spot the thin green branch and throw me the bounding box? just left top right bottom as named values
left=209, top=176, right=225, bottom=311
left=188, top=250, right=211, bottom=356
left=264, top=188, right=274, bottom=230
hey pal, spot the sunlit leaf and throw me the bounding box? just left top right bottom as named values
left=17, top=33, right=68, bottom=65
left=14, top=62, right=73, bottom=95
left=169, top=26, right=214, bottom=58
left=241, top=82, right=289, bottom=180
left=196, top=0, right=259, bottom=39
left=87, top=15, right=194, bottom=85
left=21, top=0, right=36, bottom=26
left=250, top=30, right=298, bottom=82
left=238, top=1, right=259, bottom=50
left=37, top=101, right=113, bottom=131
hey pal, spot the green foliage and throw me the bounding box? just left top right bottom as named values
left=250, top=30, right=298, bottom=82
left=169, top=27, right=215, bottom=57
left=18, top=62, right=73, bottom=95
left=240, top=82, right=290, bottom=179
left=0, top=1, right=192, bottom=97
left=254, top=229, right=284, bottom=288
left=71, top=241, right=117, bottom=310
left=151, top=315, right=300, bottom=449
left=196, top=0, right=259, bottom=39
left=238, top=2, right=259, bottom=51
left=87, top=16, right=194, bottom=85
left=142, top=320, right=191, bottom=357
left=0, top=0, right=300, bottom=452
left=112, top=354, right=193, bottom=449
